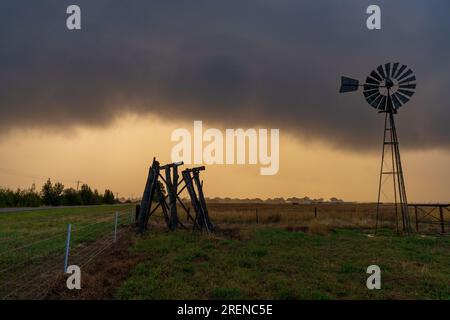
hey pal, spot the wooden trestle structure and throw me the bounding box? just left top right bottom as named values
left=136, top=158, right=214, bottom=234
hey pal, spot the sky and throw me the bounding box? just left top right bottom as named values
left=0, top=1, right=449, bottom=202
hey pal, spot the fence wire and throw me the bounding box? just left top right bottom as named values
left=0, top=207, right=135, bottom=300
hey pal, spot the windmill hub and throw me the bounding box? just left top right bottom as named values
left=380, top=77, right=399, bottom=97
left=384, top=77, right=394, bottom=89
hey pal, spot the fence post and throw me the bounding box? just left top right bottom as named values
left=414, top=206, right=419, bottom=232
left=255, top=208, right=259, bottom=224
left=64, top=224, right=72, bottom=273
left=114, top=212, right=119, bottom=242
left=135, top=204, right=140, bottom=226
left=314, top=207, right=317, bottom=219
left=439, top=206, right=445, bottom=234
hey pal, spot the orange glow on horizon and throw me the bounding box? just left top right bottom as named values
left=0, top=115, right=449, bottom=203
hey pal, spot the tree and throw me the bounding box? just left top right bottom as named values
left=62, top=188, right=82, bottom=206
left=103, top=189, right=115, bottom=204
left=41, top=179, right=64, bottom=206
left=53, top=182, right=64, bottom=203
left=41, top=179, right=53, bottom=205
left=1, top=180, right=119, bottom=208
left=15, top=188, right=42, bottom=207
left=79, top=184, right=94, bottom=205
left=0, top=188, right=16, bottom=207
left=93, top=189, right=102, bottom=205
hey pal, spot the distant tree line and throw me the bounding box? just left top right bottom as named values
left=0, top=179, right=117, bottom=208
left=205, top=196, right=345, bottom=204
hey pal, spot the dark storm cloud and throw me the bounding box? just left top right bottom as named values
left=0, top=0, right=449, bottom=150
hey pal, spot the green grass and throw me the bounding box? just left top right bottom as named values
left=117, top=227, right=450, bottom=300
left=1, top=204, right=449, bottom=300
left=0, top=204, right=135, bottom=294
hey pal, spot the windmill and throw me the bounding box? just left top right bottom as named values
left=339, top=63, right=417, bottom=234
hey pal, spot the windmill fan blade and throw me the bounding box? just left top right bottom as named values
left=399, top=76, right=416, bottom=84
left=391, top=93, right=402, bottom=109
left=366, top=92, right=380, bottom=104
left=394, top=92, right=410, bottom=104
left=364, top=83, right=379, bottom=91
left=370, top=94, right=383, bottom=109
left=399, top=83, right=416, bottom=90
left=339, top=76, right=359, bottom=93
left=378, top=95, right=387, bottom=110
left=370, top=70, right=382, bottom=82
left=364, top=90, right=379, bottom=100
left=365, top=77, right=381, bottom=85
left=394, top=65, right=407, bottom=78
left=385, top=63, right=391, bottom=78
left=391, top=63, right=399, bottom=78
left=397, top=69, right=413, bottom=81
left=377, top=65, right=386, bottom=79
left=398, top=89, right=415, bottom=97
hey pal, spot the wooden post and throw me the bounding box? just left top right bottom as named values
left=255, top=208, right=259, bottom=224
left=439, top=206, right=445, bottom=233
left=314, top=207, right=317, bottom=219
left=135, top=204, right=140, bottom=225
left=182, top=170, right=203, bottom=229
left=165, top=166, right=179, bottom=230
left=192, top=169, right=213, bottom=233
left=137, top=158, right=159, bottom=232
left=156, top=182, right=171, bottom=228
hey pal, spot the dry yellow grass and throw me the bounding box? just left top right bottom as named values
left=206, top=203, right=387, bottom=229
left=147, top=202, right=448, bottom=234
left=306, top=218, right=330, bottom=235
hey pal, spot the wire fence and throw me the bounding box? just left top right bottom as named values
left=0, top=207, right=130, bottom=245
left=0, top=207, right=136, bottom=299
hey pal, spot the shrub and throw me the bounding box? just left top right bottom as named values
left=62, top=188, right=82, bottom=206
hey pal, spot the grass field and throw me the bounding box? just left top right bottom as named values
left=0, top=203, right=449, bottom=299
left=117, top=226, right=450, bottom=300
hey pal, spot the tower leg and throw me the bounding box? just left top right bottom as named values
left=390, top=112, right=411, bottom=234
left=389, top=113, right=400, bottom=234
left=375, top=113, right=389, bottom=233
